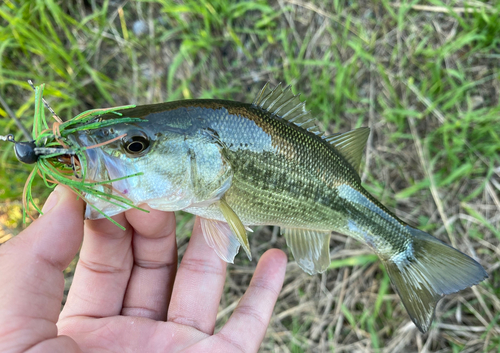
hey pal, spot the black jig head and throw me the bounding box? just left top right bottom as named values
left=1, top=134, right=38, bottom=164
left=15, top=140, right=38, bottom=164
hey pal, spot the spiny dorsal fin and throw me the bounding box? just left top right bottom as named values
left=252, top=82, right=322, bottom=135
left=253, top=83, right=370, bottom=171
left=324, top=127, right=370, bottom=173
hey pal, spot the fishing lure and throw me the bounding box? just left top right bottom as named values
left=1, top=82, right=146, bottom=229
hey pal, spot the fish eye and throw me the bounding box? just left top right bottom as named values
left=123, top=134, right=150, bottom=155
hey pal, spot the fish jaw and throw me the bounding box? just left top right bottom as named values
left=69, top=130, right=152, bottom=218
left=78, top=143, right=141, bottom=219
left=80, top=145, right=196, bottom=219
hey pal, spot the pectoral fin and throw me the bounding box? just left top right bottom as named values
left=199, top=218, right=241, bottom=263
left=218, top=199, right=252, bottom=260
left=282, top=228, right=331, bottom=275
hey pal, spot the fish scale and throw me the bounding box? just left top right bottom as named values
left=217, top=104, right=401, bottom=243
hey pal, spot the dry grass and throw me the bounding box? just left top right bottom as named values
left=1, top=0, right=499, bottom=352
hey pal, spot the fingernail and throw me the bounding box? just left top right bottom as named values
left=41, top=188, right=60, bottom=214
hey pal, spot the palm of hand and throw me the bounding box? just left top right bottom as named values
left=0, top=187, right=286, bottom=353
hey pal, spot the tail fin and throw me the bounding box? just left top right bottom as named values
left=383, top=226, right=488, bottom=333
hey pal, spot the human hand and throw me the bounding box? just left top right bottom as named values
left=0, top=186, right=287, bottom=353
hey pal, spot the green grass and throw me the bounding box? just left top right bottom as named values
left=1, top=0, right=499, bottom=351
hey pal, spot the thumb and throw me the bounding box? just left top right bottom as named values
left=0, top=185, right=84, bottom=350
left=32, top=185, right=85, bottom=269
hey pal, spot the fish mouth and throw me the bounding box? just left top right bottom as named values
left=70, top=132, right=138, bottom=219
left=69, top=133, right=109, bottom=182
left=83, top=147, right=108, bottom=182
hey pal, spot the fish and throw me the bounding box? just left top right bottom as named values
left=36, top=83, right=488, bottom=333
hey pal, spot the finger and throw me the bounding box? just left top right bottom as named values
left=167, top=217, right=227, bottom=334
left=60, top=211, right=133, bottom=319
left=215, top=249, right=287, bottom=353
left=23, top=335, right=82, bottom=353
left=121, top=207, right=177, bottom=320
left=0, top=186, right=84, bottom=349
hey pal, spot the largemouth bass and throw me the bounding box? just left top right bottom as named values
left=19, top=83, right=488, bottom=333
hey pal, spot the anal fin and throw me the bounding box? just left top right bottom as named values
left=282, top=228, right=331, bottom=275
left=199, top=218, right=241, bottom=264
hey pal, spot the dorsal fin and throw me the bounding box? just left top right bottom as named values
left=252, top=83, right=369, bottom=172
left=324, top=127, right=370, bottom=173
left=252, top=82, right=322, bottom=135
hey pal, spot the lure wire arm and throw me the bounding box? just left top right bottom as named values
left=28, top=80, right=63, bottom=123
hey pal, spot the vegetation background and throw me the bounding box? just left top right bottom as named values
left=0, top=0, right=499, bottom=352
